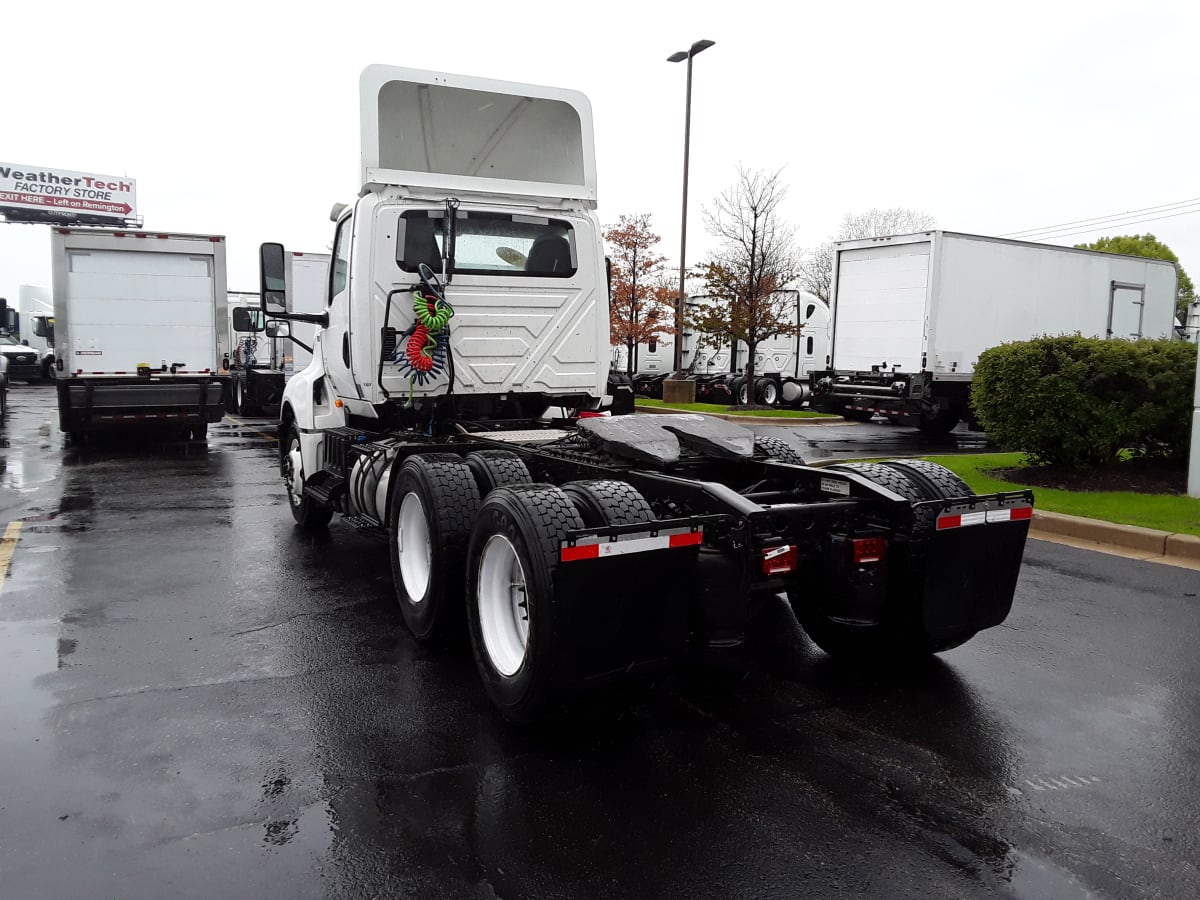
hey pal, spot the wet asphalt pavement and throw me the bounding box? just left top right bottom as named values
left=1, top=384, right=1199, bottom=899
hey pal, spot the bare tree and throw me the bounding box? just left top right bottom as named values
left=797, top=207, right=936, bottom=303
left=691, top=167, right=800, bottom=404
left=796, top=241, right=834, bottom=303
left=838, top=207, right=935, bottom=240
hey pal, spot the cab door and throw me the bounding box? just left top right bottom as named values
left=321, top=215, right=359, bottom=401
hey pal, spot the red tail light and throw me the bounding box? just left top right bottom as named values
left=852, top=537, right=887, bottom=564
left=761, top=544, right=797, bottom=576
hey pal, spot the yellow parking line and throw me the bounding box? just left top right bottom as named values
left=223, top=414, right=278, bottom=442
left=0, top=521, right=22, bottom=592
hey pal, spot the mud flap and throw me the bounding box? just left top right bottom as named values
left=554, top=522, right=708, bottom=685
left=911, top=493, right=1033, bottom=639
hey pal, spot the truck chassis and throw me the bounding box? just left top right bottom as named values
left=280, top=406, right=1031, bottom=722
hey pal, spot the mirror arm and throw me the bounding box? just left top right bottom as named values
left=286, top=336, right=314, bottom=355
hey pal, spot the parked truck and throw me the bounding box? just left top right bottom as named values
left=50, top=228, right=229, bottom=441
left=631, top=292, right=830, bottom=407
left=810, top=231, right=1180, bottom=432
left=260, top=66, right=1033, bottom=723
left=224, top=291, right=286, bottom=416
left=11, top=285, right=55, bottom=381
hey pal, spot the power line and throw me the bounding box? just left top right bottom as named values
left=1001, top=196, right=1200, bottom=238
left=1012, top=207, right=1200, bottom=243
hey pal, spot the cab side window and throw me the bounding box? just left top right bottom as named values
left=330, top=218, right=351, bottom=304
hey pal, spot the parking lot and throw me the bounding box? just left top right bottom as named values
left=2, top=383, right=1198, bottom=899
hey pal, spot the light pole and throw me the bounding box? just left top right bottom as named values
left=668, top=38, right=715, bottom=373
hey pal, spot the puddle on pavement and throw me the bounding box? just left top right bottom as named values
left=0, top=619, right=60, bottom=799
left=1003, top=849, right=1098, bottom=899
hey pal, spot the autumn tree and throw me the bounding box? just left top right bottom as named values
left=1074, top=233, right=1196, bottom=322
left=691, top=167, right=801, bottom=403
left=797, top=207, right=936, bottom=302
left=604, top=214, right=674, bottom=376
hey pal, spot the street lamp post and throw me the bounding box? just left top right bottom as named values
left=668, top=38, right=715, bottom=374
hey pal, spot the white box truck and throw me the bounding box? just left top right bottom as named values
left=810, top=231, right=1180, bottom=432
left=50, top=228, right=229, bottom=440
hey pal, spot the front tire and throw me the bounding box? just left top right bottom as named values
left=466, top=485, right=583, bottom=723
left=389, top=454, right=481, bottom=641
left=283, top=427, right=333, bottom=528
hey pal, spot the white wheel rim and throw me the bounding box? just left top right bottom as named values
left=477, top=534, right=529, bottom=677
left=397, top=492, right=432, bottom=603
left=287, top=440, right=304, bottom=503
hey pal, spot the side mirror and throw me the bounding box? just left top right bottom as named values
left=232, top=306, right=264, bottom=333
left=265, top=320, right=291, bottom=339
left=605, top=257, right=613, bottom=301
left=32, top=316, right=47, bottom=338
left=259, top=242, right=288, bottom=315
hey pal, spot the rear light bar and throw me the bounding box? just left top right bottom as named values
left=761, top=544, right=797, bottom=576
left=937, top=506, right=1033, bottom=531
left=852, top=537, right=886, bottom=565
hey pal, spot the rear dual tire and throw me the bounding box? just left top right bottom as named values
left=466, top=485, right=583, bottom=723
left=790, top=460, right=978, bottom=659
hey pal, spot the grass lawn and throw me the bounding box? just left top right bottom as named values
left=924, top=452, right=1200, bottom=536
left=635, top=399, right=834, bottom=419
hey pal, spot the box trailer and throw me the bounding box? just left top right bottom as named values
left=51, top=228, right=228, bottom=441
left=810, top=231, right=1179, bottom=432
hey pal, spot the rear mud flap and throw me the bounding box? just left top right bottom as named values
left=910, top=492, right=1033, bottom=638
left=554, top=523, right=708, bottom=685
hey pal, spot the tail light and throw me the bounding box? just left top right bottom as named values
left=852, top=537, right=887, bottom=565
left=761, top=544, right=797, bottom=576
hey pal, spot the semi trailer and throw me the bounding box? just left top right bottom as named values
left=811, top=231, right=1180, bottom=432
left=261, top=66, right=1033, bottom=723
left=50, top=228, right=229, bottom=441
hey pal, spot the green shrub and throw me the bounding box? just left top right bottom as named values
left=971, top=336, right=1196, bottom=467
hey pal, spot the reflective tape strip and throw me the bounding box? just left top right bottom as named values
left=937, top=506, right=1032, bottom=530
left=561, top=528, right=702, bottom=562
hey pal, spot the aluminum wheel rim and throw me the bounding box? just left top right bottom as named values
left=397, top=492, right=432, bottom=603
left=477, top=534, right=529, bottom=677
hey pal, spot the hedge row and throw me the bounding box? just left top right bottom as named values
left=971, top=336, right=1196, bottom=467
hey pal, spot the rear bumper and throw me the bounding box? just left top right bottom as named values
left=57, top=376, right=226, bottom=432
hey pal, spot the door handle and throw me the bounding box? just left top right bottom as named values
left=343, top=333, right=350, bottom=367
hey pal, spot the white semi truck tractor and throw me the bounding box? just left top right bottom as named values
left=260, top=66, right=1034, bottom=723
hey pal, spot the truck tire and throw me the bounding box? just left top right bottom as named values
left=753, top=435, right=806, bottom=466
left=284, top=427, right=333, bottom=528
left=235, top=377, right=258, bottom=416
left=465, top=450, right=532, bottom=498
left=842, top=407, right=874, bottom=422
left=917, top=408, right=959, bottom=435
left=465, top=485, right=584, bottom=723
left=389, top=454, right=481, bottom=641
left=190, top=423, right=208, bottom=442
left=730, top=377, right=749, bottom=406
left=561, top=480, right=654, bottom=527
left=881, top=459, right=973, bottom=501
left=792, top=460, right=980, bottom=658
left=756, top=378, right=779, bottom=406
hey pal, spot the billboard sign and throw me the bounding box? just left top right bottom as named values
left=0, top=163, right=138, bottom=225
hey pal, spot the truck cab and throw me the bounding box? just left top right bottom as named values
left=268, top=67, right=607, bottom=464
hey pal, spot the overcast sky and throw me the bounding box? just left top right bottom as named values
left=2, top=0, right=1198, bottom=303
